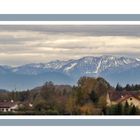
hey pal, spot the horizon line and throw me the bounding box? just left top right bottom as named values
left=0, top=54, right=140, bottom=67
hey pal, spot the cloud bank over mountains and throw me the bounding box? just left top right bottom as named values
left=0, top=25, right=140, bottom=66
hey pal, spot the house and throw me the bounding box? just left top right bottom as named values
left=0, top=100, right=18, bottom=112
left=118, top=95, right=140, bottom=108
left=106, top=90, right=140, bottom=109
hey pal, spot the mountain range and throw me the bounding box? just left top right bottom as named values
left=1, top=55, right=140, bottom=90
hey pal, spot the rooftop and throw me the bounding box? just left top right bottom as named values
left=0, top=101, right=17, bottom=108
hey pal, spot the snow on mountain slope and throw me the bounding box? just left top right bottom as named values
left=44, top=60, right=72, bottom=69
left=60, top=55, right=140, bottom=76
left=0, top=55, right=140, bottom=89
left=64, top=62, right=77, bottom=72
left=11, top=60, right=72, bottom=75
left=96, top=56, right=138, bottom=73
left=6, top=55, right=140, bottom=76
left=94, top=59, right=102, bottom=73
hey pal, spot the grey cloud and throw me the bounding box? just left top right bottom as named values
left=1, top=25, right=140, bottom=36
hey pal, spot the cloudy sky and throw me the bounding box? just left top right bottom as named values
left=0, top=25, right=140, bottom=66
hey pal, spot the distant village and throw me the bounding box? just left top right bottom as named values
left=0, top=77, right=140, bottom=115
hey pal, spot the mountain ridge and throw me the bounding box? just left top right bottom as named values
left=0, top=55, right=140, bottom=90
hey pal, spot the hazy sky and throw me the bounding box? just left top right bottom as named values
left=0, top=25, right=140, bottom=66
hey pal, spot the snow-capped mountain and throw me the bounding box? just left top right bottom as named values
left=11, top=60, right=73, bottom=75
left=61, top=55, right=140, bottom=77
left=0, top=55, right=140, bottom=90
left=12, top=55, right=140, bottom=75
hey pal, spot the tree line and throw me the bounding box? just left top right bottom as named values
left=0, top=77, right=110, bottom=115
left=116, top=83, right=140, bottom=91
left=0, top=77, right=140, bottom=115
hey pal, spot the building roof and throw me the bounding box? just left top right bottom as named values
left=117, top=94, right=140, bottom=104
left=0, top=101, right=17, bottom=108
left=108, top=90, right=140, bottom=101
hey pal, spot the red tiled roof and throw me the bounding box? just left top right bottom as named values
left=108, top=90, right=140, bottom=101
left=117, top=94, right=140, bottom=104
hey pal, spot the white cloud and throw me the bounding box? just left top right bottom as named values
left=0, top=25, right=140, bottom=65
